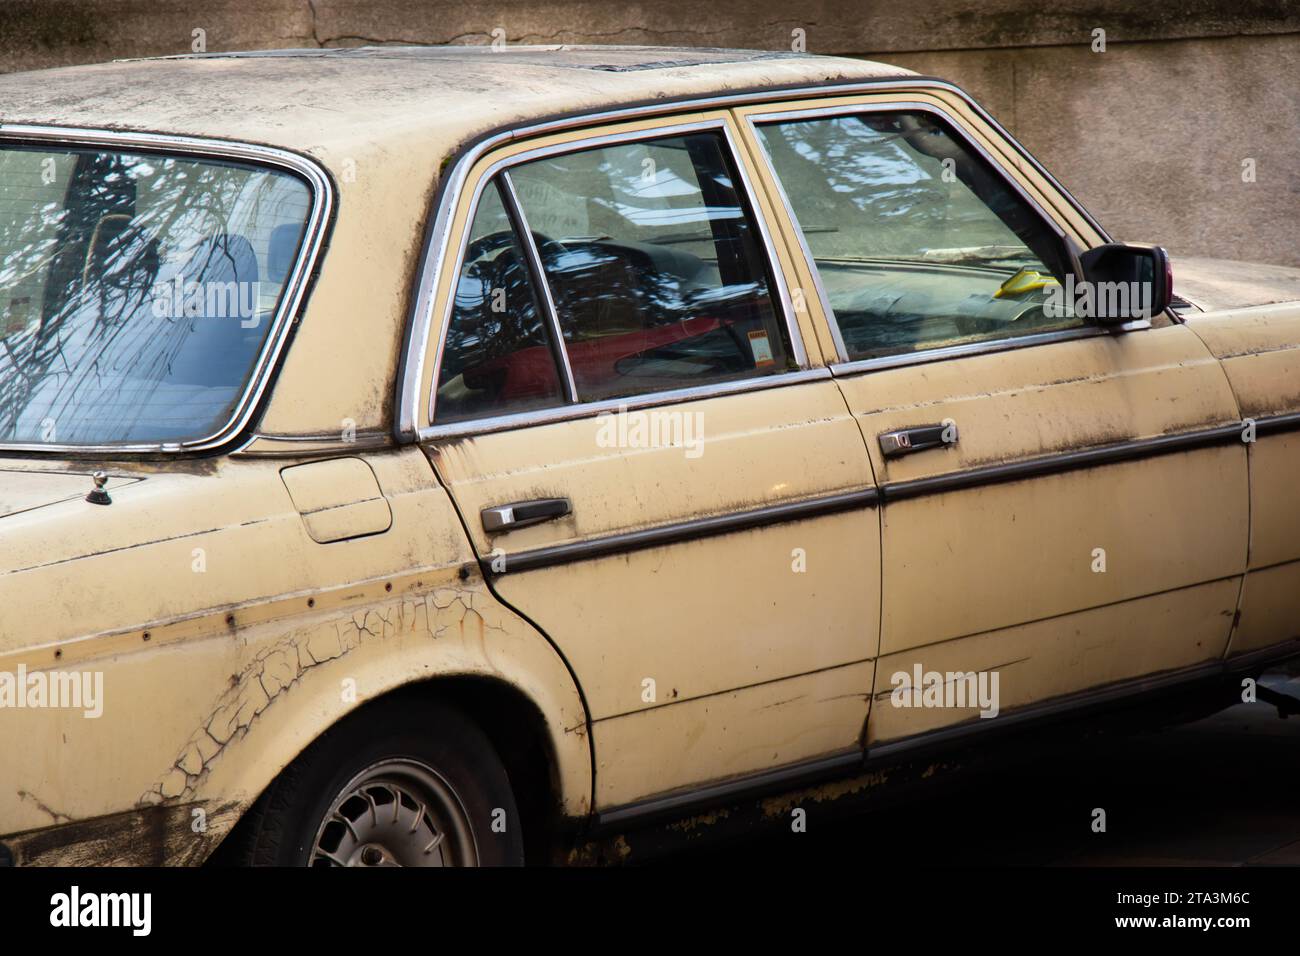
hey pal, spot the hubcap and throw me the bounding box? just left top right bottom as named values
left=309, top=759, right=478, bottom=867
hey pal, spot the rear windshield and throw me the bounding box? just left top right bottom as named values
left=0, top=144, right=312, bottom=446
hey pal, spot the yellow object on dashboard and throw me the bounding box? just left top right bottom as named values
left=994, top=267, right=1060, bottom=298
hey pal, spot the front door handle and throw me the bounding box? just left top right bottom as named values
left=878, top=423, right=958, bottom=458
left=481, top=497, right=571, bottom=533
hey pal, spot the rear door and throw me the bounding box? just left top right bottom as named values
left=738, top=93, right=1249, bottom=746
left=416, top=113, right=881, bottom=810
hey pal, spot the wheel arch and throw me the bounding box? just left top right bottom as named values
left=210, top=671, right=586, bottom=864
left=175, top=593, right=595, bottom=865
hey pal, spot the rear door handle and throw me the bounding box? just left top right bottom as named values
left=481, top=497, right=571, bottom=533
left=878, top=423, right=958, bottom=458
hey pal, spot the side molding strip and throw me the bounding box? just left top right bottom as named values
left=491, top=411, right=1299, bottom=575
left=881, top=422, right=1245, bottom=502
left=493, top=488, right=880, bottom=575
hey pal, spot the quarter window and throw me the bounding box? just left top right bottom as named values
left=754, top=111, right=1084, bottom=361
left=435, top=180, right=566, bottom=423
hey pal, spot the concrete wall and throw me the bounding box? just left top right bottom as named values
left=0, top=1, right=1296, bottom=265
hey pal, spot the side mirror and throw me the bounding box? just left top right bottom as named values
left=1076, top=242, right=1172, bottom=324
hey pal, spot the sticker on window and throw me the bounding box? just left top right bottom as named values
left=748, top=330, right=775, bottom=368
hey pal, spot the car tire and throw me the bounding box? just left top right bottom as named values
left=222, top=696, right=525, bottom=866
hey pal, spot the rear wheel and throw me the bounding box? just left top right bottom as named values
left=226, top=697, right=525, bottom=866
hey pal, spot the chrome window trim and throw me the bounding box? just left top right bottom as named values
left=397, top=77, right=1114, bottom=443
left=831, top=317, right=1151, bottom=376
left=826, top=318, right=1155, bottom=378
left=829, top=325, right=1112, bottom=377
left=421, top=117, right=805, bottom=431
left=497, top=170, right=578, bottom=401
left=743, top=100, right=1083, bottom=364
left=0, top=123, right=333, bottom=455
left=421, top=367, right=831, bottom=442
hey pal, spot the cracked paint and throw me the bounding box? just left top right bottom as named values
left=16, top=790, right=73, bottom=825
left=140, top=586, right=504, bottom=806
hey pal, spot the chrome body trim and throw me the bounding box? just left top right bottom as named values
left=498, top=170, right=578, bottom=402
left=0, top=123, right=334, bottom=456
left=829, top=325, right=1112, bottom=377
left=420, top=367, right=831, bottom=442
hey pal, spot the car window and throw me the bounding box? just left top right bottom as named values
left=435, top=180, right=566, bottom=424
left=754, top=111, right=1085, bottom=362
left=506, top=131, right=792, bottom=403
left=0, top=145, right=311, bottom=445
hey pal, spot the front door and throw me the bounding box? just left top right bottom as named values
left=741, top=96, right=1249, bottom=745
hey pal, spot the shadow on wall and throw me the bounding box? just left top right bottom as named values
left=0, top=0, right=1296, bottom=267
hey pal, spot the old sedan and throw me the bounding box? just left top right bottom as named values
left=0, top=44, right=1297, bottom=866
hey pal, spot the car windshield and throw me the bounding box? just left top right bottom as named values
left=0, top=144, right=312, bottom=446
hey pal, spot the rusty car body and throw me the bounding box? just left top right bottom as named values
left=0, top=45, right=1297, bottom=866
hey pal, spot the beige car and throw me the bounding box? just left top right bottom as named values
left=0, top=45, right=1297, bottom=867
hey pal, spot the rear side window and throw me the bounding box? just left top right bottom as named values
left=754, top=111, right=1083, bottom=361
left=0, top=144, right=311, bottom=445
left=510, top=132, right=791, bottom=403
left=433, top=127, right=794, bottom=423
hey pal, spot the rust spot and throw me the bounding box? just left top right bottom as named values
left=760, top=769, right=891, bottom=818
left=667, top=807, right=730, bottom=834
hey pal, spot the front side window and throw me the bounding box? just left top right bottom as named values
left=0, top=144, right=312, bottom=445
left=507, top=131, right=792, bottom=403
left=754, top=111, right=1084, bottom=361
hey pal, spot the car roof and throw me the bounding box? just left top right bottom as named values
left=0, top=46, right=919, bottom=448
left=0, top=45, right=913, bottom=160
